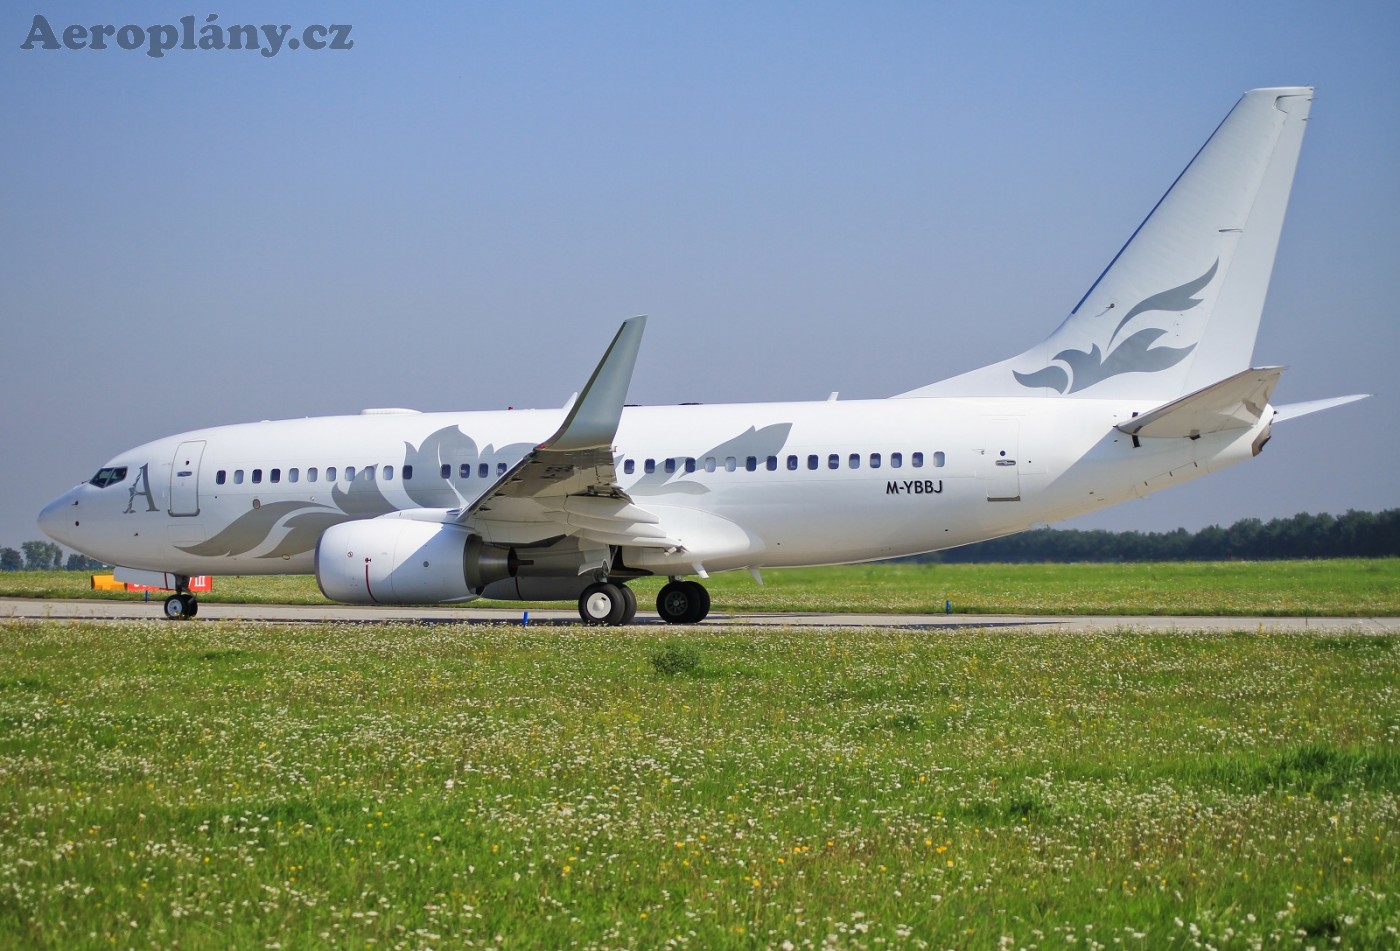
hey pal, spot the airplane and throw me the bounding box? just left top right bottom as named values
left=39, top=86, right=1368, bottom=625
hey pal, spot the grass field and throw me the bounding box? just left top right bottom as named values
left=1, top=620, right=1396, bottom=948
left=3, top=558, right=1398, bottom=616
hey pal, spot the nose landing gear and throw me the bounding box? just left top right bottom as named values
left=162, top=576, right=198, bottom=620
left=163, top=593, right=198, bottom=619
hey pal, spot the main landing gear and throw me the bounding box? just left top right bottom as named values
left=162, top=576, right=198, bottom=620
left=655, top=579, right=710, bottom=625
left=578, top=581, right=638, bottom=626
left=575, top=578, right=712, bottom=625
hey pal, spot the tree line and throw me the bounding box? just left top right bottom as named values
left=0, top=541, right=104, bottom=572
left=928, top=509, right=1400, bottom=563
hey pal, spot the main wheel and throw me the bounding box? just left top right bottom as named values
left=617, top=584, right=638, bottom=625
left=180, top=594, right=199, bottom=618
left=163, top=594, right=188, bottom=620
left=656, top=580, right=711, bottom=624
left=579, top=582, right=626, bottom=626
left=681, top=580, right=710, bottom=622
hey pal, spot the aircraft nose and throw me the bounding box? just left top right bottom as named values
left=38, top=490, right=81, bottom=548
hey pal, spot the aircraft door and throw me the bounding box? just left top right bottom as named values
left=983, top=419, right=1021, bottom=502
left=169, top=440, right=206, bottom=517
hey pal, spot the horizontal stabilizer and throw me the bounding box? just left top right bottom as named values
left=1273, top=393, right=1370, bottom=422
left=1116, top=367, right=1282, bottom=438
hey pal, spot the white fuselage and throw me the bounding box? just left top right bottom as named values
left=38, top=395, right=1266, bottom=581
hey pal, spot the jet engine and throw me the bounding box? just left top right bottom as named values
left=315, top=519, right=518, bottom=604
left=314, top=518, right=601, bottom=605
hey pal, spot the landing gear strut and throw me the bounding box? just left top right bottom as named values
left=578, top=581, right=638, bottom=626
left=656, top=579, right=710, bottom=624
left=162, top=577, right=198, bottom=620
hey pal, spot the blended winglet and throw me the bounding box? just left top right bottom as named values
left=543, top=315, right=647, bottom=452
left=450, top=316, right=651, bottom=529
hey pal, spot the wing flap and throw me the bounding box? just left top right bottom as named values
left=472, top=505, right=679, bottom=549
left=517, top=495, right=676, bottom=546
left=524, top=497, right=676, bottom=545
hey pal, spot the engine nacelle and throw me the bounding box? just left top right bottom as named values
left=315, top=519, right=517, bottom=604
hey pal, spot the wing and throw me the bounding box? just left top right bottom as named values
left=447, top=316, right=682, bottom=552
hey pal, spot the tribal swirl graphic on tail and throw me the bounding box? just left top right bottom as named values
left=1014, top=260, right=1219, bottom=394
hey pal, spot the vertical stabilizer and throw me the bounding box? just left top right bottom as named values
left=899, top=87, right=1312, bottom=400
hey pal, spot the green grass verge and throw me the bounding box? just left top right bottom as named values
left=0, top=622, right=1396, bottom=948
left=3, top=558, right=1398, bottom=615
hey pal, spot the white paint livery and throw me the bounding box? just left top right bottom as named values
left=38, top=87, right=1367, bottom=624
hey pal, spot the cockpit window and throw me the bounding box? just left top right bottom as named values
left=88, top=466, right=128, bottom=488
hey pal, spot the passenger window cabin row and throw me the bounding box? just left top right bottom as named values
left=214, top=464, right=414, bottom=486
left=621, top=450, right=946, bottom=475
left=212, top=450, right=946, bottom=487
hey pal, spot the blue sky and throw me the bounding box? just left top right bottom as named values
left=2, top=1, right=1396, bottom=549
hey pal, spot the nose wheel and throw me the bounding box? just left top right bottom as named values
left=163, top=593, right=198, bottom=620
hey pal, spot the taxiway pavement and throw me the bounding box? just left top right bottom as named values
left=3, top=598, right=1396, bottom=631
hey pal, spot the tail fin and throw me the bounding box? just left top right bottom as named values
left=898, top=87, right=1313, bottom=400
